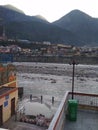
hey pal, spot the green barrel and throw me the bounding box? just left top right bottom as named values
left=68, top=99, right=78, bottom=121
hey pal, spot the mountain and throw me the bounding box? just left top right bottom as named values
left=0, top=5, right=81, bottom=45
left=53, top=10, right=98, bottom=45
left=4, top=4, right=25, bottom=14
left=6, top=21, right=81, bottom=44
left=0, top=5, right=48, bottom=23
left=2, top=5, right=98, bottom=46
left=34, top=15, right=47, bottom=21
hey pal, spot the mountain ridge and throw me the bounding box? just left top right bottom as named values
left=3, top=4, right=25, bottom=14
left=1, top=5, right=98, bottom=46
left=53, top=9, right=98, bottom=45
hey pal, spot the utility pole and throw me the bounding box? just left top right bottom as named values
left=70, top=60, right=77, bottom=99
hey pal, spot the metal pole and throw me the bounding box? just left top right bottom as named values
left=72, top=61, right=75, bottom=99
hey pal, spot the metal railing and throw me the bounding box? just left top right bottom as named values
left=70, top=92, right=98, bottom=110
left=48, top=91, right=69, bottom=130
left=48, top=91, right=98, bottom=130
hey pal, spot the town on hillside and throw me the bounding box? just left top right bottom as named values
left=0, top=27, right=98, bottom=64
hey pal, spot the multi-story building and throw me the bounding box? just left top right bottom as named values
left=0, top=63, right=18, bottom=126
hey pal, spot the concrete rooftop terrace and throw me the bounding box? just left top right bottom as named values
left=1, top=92, right=98, bottom=130
left=1, top=116, right=46, bottom=130
left=65, top=109, right=98, bottom=130
left=1, top=106, right=98, bottom=130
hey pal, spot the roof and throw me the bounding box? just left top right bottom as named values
left=65, top=109, right=98, bottom=130
left=0, top=87, right=15, bottom=96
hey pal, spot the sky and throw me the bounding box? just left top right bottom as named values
left=0, top=0, right=98, bottom=22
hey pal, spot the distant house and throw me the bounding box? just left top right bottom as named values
left=0, top=64, right=18, bottom=126
left=0, top=26, right=7, bottom=41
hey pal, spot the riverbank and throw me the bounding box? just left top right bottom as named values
left=14, top=55, right=98, bottom=65
left=15, top=62, right=98, bottom=78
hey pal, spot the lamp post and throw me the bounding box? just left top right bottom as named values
left=70, top=59, right=77, bottom=99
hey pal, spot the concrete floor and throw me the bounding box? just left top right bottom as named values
left=2, top=109, right=98, bottom=130
left=1, top=116, right=46, bottom=130
left=65, top=109, right=98, bottom=130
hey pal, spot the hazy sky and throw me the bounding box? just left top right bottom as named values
left=0, top=0, right=98, bottom=22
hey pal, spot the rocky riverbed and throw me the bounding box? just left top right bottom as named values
left=15, top=62, right=98, bottom=78
left=14, top=62, right=98, bottom=100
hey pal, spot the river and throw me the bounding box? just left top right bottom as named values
left=13, top=62, right=98, bottom=105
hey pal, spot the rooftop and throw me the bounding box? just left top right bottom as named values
left=65, top=109, right=98, bottom=130
left=0, top=87, right=14, bottom=96
left=1, top=116, right=46, bottom=130
left=48, top=91, right=98, bottom=130
left=1, top=92, right=98, bottom=130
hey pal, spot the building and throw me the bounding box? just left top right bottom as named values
left=0, top=25, right=7, bottom=41
left=0, top=64, right=18, bottom=126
